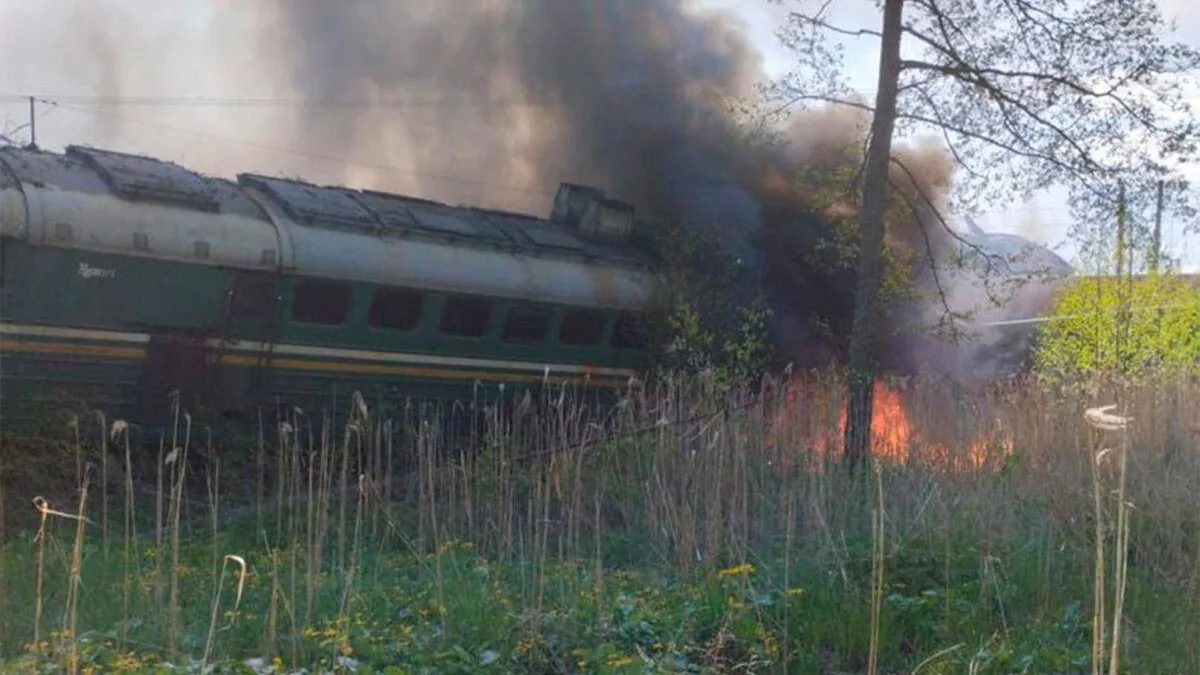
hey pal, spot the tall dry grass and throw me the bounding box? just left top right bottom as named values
left=0, top=367, right=1196, bottom=672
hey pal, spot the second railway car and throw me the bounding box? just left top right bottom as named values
left=0, top=143, right=663, bottom=438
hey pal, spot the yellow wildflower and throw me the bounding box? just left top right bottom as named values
left=717, top=563, right=755, bottom=577
left=111, top=651, right=141, bottom=672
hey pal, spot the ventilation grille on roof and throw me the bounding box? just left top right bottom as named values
left=67, top=145, right=221, bottom=212
left=239, top=174, right=378, bottom=232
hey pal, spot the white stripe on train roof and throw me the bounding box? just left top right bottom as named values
left=0, top=322, right=638, bottom=379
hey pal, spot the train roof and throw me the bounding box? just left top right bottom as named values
left=0, top=144, right=267, bottom=219
left=0, top=143, right=664, bottom=309
left=952, top=230, right=1075, bottom=282
left=0, top=143, right=658, bottom=268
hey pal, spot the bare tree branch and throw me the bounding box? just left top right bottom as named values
left=788, top=12, right=884, bottom=39
left=768, top=0, right=1200, bottom=460
left=769, top=91, right=1113, bottom=197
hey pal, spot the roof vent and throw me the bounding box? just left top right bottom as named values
left=550, top=182, right=606, bottom=227
left=578, top=197, right=635, bottom=240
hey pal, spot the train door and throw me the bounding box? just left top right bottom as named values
left=138, top=333, right=213, bottom=428
left=211, top=270, right=282, bottom=423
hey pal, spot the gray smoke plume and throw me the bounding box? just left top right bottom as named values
left=266, top=0, right=960, bottom=372
left=2, top=0, right=964, bottom=374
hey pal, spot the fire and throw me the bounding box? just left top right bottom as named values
left=765, top=375, right=1014, bottom=474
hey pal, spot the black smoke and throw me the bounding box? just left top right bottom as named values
left=264, top=0, right=960, bottom=373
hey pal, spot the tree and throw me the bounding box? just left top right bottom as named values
left=641, top=219, right=776, bottom=386
left=1032, top=270, right=1200, bottom=380
left=767, top=0, right=1200, bottom=464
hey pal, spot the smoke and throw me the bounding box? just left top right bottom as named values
left=901, top=224, right=1075, bottom=384
left=267, top=0, right=960, bottom=372
left=3, top=0, right=966, bottom=375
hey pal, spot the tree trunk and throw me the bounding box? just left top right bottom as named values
left=844, top=0, right=905, bottom=470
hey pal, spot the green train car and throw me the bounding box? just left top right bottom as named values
left=0, top=143, right=663, bottom=440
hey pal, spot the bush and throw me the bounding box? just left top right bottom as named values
left=1033, top=271, right=1200, bottom=380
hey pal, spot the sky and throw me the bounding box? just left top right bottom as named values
left=696, top=0, right=1200, bottom=274
left=0, top=0, right=1197, bottom=273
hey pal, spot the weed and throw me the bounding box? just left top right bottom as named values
left=0, top=368, right=1197, bottom=673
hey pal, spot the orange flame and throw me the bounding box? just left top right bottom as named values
left=765, top=375, right=1013, bottom=474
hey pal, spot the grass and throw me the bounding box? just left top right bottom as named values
left=0, top=368, right=1197, bottom=674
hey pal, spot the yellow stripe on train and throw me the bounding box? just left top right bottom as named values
left=0, top=338, right=632, bottom=389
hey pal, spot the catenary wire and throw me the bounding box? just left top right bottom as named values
left=25, top=97, right=556, bottom=199
left=0, top=93, right=558, bottom=109
left=3, top=94, right=1181, bottom=240
left=3, top=96, right=1088, bottom=227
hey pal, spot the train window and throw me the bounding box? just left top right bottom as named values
left=611, top=311, right=647, bottom=350
left=291, top=280, right=351, bottom=325
left=439, top=296, right=493, bottom=338
left=558, top=309, right=607, bottom=346
left=230, top=274, right=276, bottom=318
left=501, top=305, right=552, bottom=344
left=369, top=287, right=424, bottom=332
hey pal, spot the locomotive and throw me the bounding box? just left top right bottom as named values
left=4, top=141, right=1166, bottom=443
left=0, top=143, right=663, bottom=439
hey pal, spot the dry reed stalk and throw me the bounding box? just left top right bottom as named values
left=782, top=461, right=797, bottom=674
left=27, top=488, right=94, bottom=672
left=339, top=474, right=367, bottom=619
left=7, top=369, right=1191, bottom=670
left=911, top=643, right=966, bottom=674
left=422, top=421, right=446, bottom=619
left=207, top=435, right=220, bottom=581
left=256, top=410, right=265, bottom=535
left=201, top=553, right=248, bottom=669
left=866, top=460, right=885, bottom=675
left=167, top=404, right=192, bottom=659
left=114, top=419, right=136, bottom=647
left=336, top=427, right=348, bottom=578
left=32, top=497, right=49, bottom=649
left=97, top=412, right=109, bottom=560
left=1108, top=417, right=1132, bottom=675
left=1085, top=402, right=1133, bottom=675
left=64, top=475, right=90, bottom=675
left=1091, top=447, right=1107, bottom=675
left=264, top=534, right=280, bottom=662
left=154, top=433, right=164, bottom=604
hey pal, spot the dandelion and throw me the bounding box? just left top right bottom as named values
left=717, top=563, right=755, bottom=577
left=763, top=630, right=780, bottom=655
left=111, top=651, right=141, bottom=672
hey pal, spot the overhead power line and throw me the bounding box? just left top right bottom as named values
left=0, top=93, right=556, bottom=109
left=7, top=97, right=1093, bottom=229
left=33, top=98, right=553, bottom=199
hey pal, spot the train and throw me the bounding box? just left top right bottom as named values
left=0, top=143, right=664, bottom=441
left=6, top=141, right=1180, bottom=444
